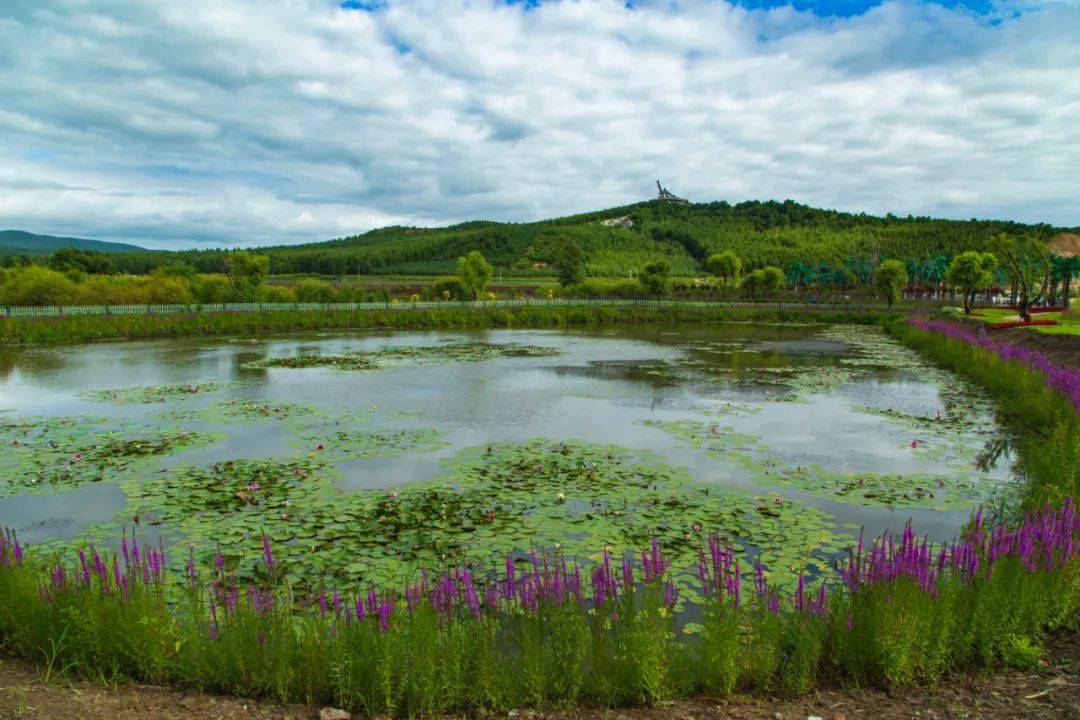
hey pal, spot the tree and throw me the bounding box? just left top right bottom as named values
left=551, top=237, right=585, bottom=287
left=705, top=252, right=741, bottom=288
left=945, top=251, right=997, bottom=314
left=874, top=259, right=908, bottom=308
left=294, top=278, right=336, bottom=303
left=740, top=269, right=764, bottom=298
left=224, top=251, right=269, bottom=300
left=457, top=251, right=493, bottom=300
left=639, top=260, right=671, bottom=296
left=0, top=265, right=79, bottom=306
left=760, top=266, right=785, bottom=295
left=995, top=234, right=1050, bottom=322
left=1050, top=255, right=1080, bottom=309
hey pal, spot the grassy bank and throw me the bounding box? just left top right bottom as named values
left=0, top=303, right=891, bottom=346
left=0, top=506, right=1076, bottom=716
left=887, top=317, right=1080, bottom=508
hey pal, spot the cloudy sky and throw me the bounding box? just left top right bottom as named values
left=1, top=0, right=1078, bottom=249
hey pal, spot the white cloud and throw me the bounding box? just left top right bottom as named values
left=0, top=0, right=1077, bottom=249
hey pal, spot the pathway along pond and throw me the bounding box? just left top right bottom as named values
left=0, top=322, right=1016, bottom=600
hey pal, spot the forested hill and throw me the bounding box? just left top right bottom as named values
left=0, top=230, right=145, bottom=254
left=111, top=199, right=1067, bottom=277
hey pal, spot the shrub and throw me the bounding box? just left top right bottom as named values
left=295, top=278, right=336, bottom=303
left=639, top=260, right=671, bottom=296
left=257, top=285, right=298, bottom=303
left=430, top=276, right=467, bottom=301
left=0, top=265, right=79, bottom=306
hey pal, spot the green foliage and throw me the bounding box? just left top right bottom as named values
left=82, top=199, right=1067, bottom=281
left=761, top=266, right=785, bottom=293
left=564, top=278, right=646, bottom=298
left=0, top=265, right=79, bottom=305
left=638, top=260, right=671, bottom=296
left=294, top=278, right=336, bottom=303
left=224, top=251, right=270, bottom=300
left=457, top=251, right=493, bottom=300
left=551, top=236, right=586, bottom=287
left=874, top=259, right=908, bottom=308
left=888, top=318, right=1080, bottom=508
left=705, top=251, right=741, bottom=286
left=945, top=251, right=997, bottom=314
left=430, top=275, right=467, bottom=301
left=739, top=266, right=784, bottom=298
left=995, top=234, right=1052, bottom=321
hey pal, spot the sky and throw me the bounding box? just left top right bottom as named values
left=0, top=0, right=1078, bottom=250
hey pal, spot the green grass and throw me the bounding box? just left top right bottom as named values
left=963, top=307, right=1080, bottom=336
left=0, top=303, right=892, bottom=346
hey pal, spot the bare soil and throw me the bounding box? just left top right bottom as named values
left=996, top=326, right=1080, bottom=371
left=0, top=631, right=1076, bottom=720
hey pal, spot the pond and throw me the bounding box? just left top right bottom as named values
left=0, top=322, right=1015, bottom=596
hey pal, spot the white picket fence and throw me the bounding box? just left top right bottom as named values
left=0, top=298, right=913, bottom=319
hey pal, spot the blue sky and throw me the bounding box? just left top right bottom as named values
left=0, top=0, right=1077, bottom=249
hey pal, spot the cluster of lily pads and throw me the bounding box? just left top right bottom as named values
left=96, top=438, right=847, bottom=595
left=246, top=341, right=561, bottom=371
left=82, top=382, right=236, bottom=404
left=0, top=415, right=223, bottom=497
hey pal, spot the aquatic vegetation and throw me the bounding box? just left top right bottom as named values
left=0, top=500, right=1075, bottom=715
left=247, top=354, right=379, bottom=370
left=192, top=399, right=320, bottom=423
left=291, top=427, right=446, bottom=459
left=82, top=382, right=236, bottom=404
left=248, top=341, right=561, bottom=371
left=642, top=418, right=998, bottom=510
left=108, top=440, right=846, bottom=592
left=0, top=417, right=222, bottom=496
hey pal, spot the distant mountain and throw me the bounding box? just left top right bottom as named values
left=0, top=230, right=145, bottom=254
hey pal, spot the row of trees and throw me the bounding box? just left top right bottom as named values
left=3, top=234, right=1075, bottom=315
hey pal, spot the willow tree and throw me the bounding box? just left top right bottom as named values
left=457, top=251, right=493, bottom=301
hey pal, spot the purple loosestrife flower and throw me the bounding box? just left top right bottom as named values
left=377, top=597, right=394, bottom=633
left=261, top=534, right=275, bottom=572
left=663, top=581, right=679, bottom=609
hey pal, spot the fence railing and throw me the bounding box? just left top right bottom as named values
left=0, top=298, right=911, bottom=319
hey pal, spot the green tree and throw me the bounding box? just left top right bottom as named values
left=874, top=259, right=908, bottom=308
left=294, top=278, right=336, bottom=303
left=552, top=237, right=586, bottom=287
left=638, top=260, right=671, bottom=296
left=760, top=266, right=785, bottom=295
left=224, top=251, right=269, bottom=300
left=0, top=265, right=79, bottom=306
left=995, top=234, right=1050, bottom=322
left=740, top=269, right=764, bottom=298
left=945, top=251, right=997, bottom=314
left=705, top=252, right=741, bottom=288
left=1050, top=255, right=1080, bottom=309
left=457, top=251, right=493, bottom=301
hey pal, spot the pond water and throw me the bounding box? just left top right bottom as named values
left=0, top=322, right=1015, bottom=594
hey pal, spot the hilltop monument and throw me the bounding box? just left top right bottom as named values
left=655, top=180, right=689, bottom=205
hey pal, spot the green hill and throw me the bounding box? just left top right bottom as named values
left=0, top=230, right=145, bottom=255
left=107, top=199, right=1070, bottom=278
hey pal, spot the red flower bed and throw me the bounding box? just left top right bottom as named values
left=990, top=319, right=1059, bottom=329
left=1000, top=306, right=1065, bottom=314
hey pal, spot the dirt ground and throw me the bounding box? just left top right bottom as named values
left=995, top=326, right=1080, bottom=372
left=0, top=630, right=1076, bottom=720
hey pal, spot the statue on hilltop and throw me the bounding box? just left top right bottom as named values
left=656, top=180, right=689, bottom=205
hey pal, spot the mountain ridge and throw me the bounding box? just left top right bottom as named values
left=0, top=230, right=145, bottom=254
